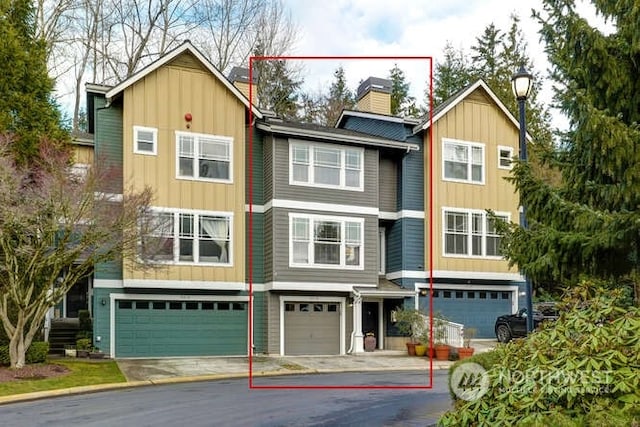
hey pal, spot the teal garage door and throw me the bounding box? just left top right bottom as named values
left=115, top=300, right=248, bottom=357
left=431, top=289, right=513, bottom=338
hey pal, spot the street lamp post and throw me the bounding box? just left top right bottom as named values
left=512, top=65, right=534, bottom=334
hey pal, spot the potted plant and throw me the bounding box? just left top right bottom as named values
left=393, top=307, right=426, bottom=356
left=64, top=345, right=77, bottom=358
left=76, top=338, right=92, bottom=358
left=458, top=327, right=477, bottom=359
left=364, top=332, right=376, bottom=352
left=433, top=313, right=451, bottom=360
left=89, top=347, right=106, bottom=359
left=415, top=327, right=430, bottom=357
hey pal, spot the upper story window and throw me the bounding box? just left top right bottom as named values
left=498, top=146, right=514, bottom=169
left=442, top=138, right=484, bottom=184
left=134, top=126, right=158, bottom=155
left=141, top=209, right=233, bottom=266
left=290, top=213, right=364, bottom=269
left=443, top=208, right=509, bottom=258
left=176, top=131, right=233, bottom=183
left=290, top=141, right=364, bottom=191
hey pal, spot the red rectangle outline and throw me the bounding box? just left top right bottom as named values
left=247, top=55, right=434, bottom=390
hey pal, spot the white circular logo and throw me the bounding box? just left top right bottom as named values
left=450, top=362, right=490, bottom=401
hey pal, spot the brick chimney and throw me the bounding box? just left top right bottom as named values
left=228, top=66, right=257, bottom=103
left=356, top=77, right=392, bottom=115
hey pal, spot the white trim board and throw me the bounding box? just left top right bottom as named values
left=386, top=270, right=524, bottom=282
left=265, top=282, right=375, bottom=292
left=122, top=279, right=246, bottom=291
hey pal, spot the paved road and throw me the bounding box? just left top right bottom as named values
left=0, top=371, right=452, bottom=426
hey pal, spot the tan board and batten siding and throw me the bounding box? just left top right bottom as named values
left=122, top=52, right=246, bottom=283
left=73, top=145, right=94, bottom=165
left=429, top=87, right=520, bottom=274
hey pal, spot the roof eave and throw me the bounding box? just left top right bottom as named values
left=257, top=122, right=420, bottom=152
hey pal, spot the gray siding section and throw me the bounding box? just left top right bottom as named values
left=341, top=116, right=406, bottom=141
left=271, top=208, right=378, bottom=284
left=379, top=155, right=398, bottom=212
left=272, top=137, right=378, bottom=208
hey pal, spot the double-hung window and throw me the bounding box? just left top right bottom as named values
left=141, top=209, right=233, bottom=265
left=443, top=208, right=508, bottom=258
left=443, top=138, right=484, bottom=184
left=290, top=142, right=363, bottom=190
left=290, top=213, right=364, bottom=269
left=498, top=145, right=514, bottom=169
left=176, top=131, right=233, bottom=182
left=134, top=126, right=158, bottom=155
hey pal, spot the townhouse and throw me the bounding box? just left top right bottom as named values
left=60, top=42, right=525, bottom=357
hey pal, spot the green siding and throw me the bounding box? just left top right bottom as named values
left=246, top=127, right=264, bottom=205
left=94, top=260, right=122, bottom=281
left=92, top=288, right=115, bottom=353
left=252, top=291, right=266, bottom=353
left=94, top=96, right=123, bottom=192
left=246, top=212, right=264, bottom=284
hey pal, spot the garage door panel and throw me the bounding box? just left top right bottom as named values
left=433, top=290, right=512, bottom=338
left=115, top=300, right=247, bottom=357
left=284, top=302, right=340, bottom=355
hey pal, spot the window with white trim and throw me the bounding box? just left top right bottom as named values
left=134, top=126, right=158, bottom=155
left=498, top=146, right=514, bottom=169
left=290, top=213, right=364, bottom=268
left=141, top=209, right=232, bottom=265
left=443, top=209, right=508, bottom=258
left=290, top=141, right=364, bottom=190
left=443, top=138, right=484, bottom=184
left=176, top=131, right=233, bottom=182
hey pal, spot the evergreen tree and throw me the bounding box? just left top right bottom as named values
left=431, top=42, right=472, bottom=106
left=0, top=0, right=66, bottom=163
left=470, top=23, right=504, bottom=78
left=502, top=1, right=640, bottom=295
left=389, top=64, right=420, bottom=118
left=252, top=41, right=302, bottom=120
left=323, top=66, right=355, bottom=126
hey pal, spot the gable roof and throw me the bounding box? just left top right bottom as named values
left=104, top=41, right=262, bottom=118
left=414, top=79, right=532, bottom=142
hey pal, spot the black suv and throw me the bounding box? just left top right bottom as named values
left=494, top=302, right=559, bottom=343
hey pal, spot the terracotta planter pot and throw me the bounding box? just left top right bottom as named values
left=406, top=342, right=417, bottom=356
left=364, top=335, right=376, bottom=352
left=458, top=347, right=475, bottom=360
left=434, top=345, right=450, bottom=361
left=415, top=344, right=427, bottom=357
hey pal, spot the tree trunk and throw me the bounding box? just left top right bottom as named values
left=9, top=331, right=26, bottom=369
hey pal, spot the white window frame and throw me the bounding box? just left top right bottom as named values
left=498, top=145, right=515, bottom=170
left=133, top=125, right=158, bottom=155
left=289, top=141, right=364, bottom=191
left=289, top=213, right=365, bottom=270
left=142, top=208, right=233, bottom=267
left=442, top=138, right=485, bottom=185
left=175, top=131, right=233, bottom=183
left=442, top=207, right=509, bottom=259
left=378, top=227, right=386, bottom=275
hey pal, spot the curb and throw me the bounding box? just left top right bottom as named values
left=0, top=363, right=453, bottom=405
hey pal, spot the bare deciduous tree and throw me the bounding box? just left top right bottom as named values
left=0, top=136, right=155, bottom=368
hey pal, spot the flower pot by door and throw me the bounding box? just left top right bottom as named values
left=458, top=347, right=475, bottom=360
left=435, top=345, right=450, bottom=361
left=415, top=344, right=427, bottom=357
left=406, top=342, right=417, bottom=356
left=364, top=335, right=376, bottom=352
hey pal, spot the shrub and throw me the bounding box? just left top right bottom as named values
left=448, top=350, right=501, bottom=401
left=439, top=280, right=640, bottom=426
left=0, top=341, right=49, bottom=366
left=76, top=338, right=92, bottom=351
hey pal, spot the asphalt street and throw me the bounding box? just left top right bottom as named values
left=0, top=371, right=452, bottom=427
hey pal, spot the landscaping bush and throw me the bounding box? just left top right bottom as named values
left=447, top=350, right=501, bottom=401
left=0, top=341, right=49, bottom=366
left=439, top=280, right=640, bottom=426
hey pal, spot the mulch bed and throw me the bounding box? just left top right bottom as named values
left=0, top=364, right=70, bottom=382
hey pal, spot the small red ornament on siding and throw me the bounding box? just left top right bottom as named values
left=185, top=112, right=192, bottom=128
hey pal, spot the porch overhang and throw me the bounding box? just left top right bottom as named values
left=353, top=278, right=416, bottom=298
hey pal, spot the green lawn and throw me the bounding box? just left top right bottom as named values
left=0, top=359, right=126, bottom=397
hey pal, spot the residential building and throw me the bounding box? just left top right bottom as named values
left=62, top=43, right=525, bottom=357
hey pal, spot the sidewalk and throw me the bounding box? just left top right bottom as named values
left=117, top=340, right=497, bottom=382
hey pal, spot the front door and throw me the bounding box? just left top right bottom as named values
left=65, top=277, right=88, bottom=318
left=362, top=302, right=379, bottom=348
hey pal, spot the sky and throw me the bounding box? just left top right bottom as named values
left=280, top=0, right=608, bottom=131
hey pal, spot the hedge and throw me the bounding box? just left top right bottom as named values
left=0, top=341, right=49, bottom=366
